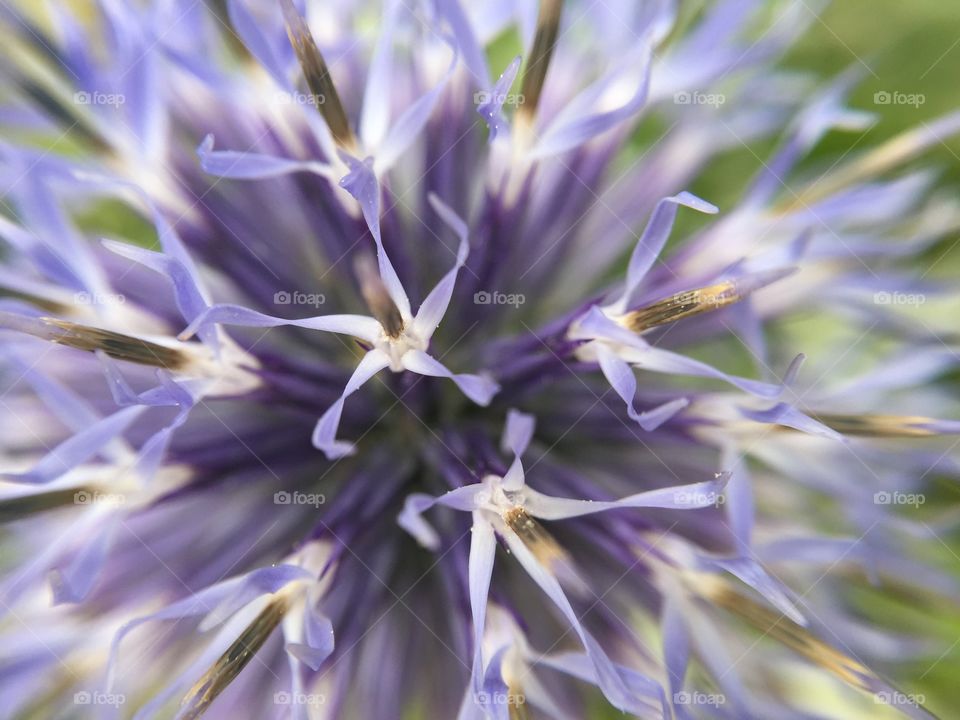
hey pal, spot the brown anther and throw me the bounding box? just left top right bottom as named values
left=623, top=281, right=741, bottom=333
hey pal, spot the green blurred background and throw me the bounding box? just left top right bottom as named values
left=693, top=0, right=960, bottom=204
left=620, top=1, right=960, bottom=717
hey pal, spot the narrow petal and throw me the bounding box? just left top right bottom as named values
left=722, top=444, right=754, bottom=553
left=500, top=408, right=535, bottom=457
left=397, top=484, right=485, bottom=549
left=595, top=344, right=689, bottom=430
left=534, top=651, right=667, bottom=718
left=614, top=193, right=718, bottom=313
left=3, top=405, right=146, bottom=485
left=477, top=646, right=512, bottom=719
left=97, top=356, right=196, bottom=480
left=373, top=35, right=459, bottom=173
left=577, top=307, right=786, bottom=398
left=339, top=154, right=412, bottom=318
left=467, top=516, right=497, bottom=701
left=226, top=0, right=292, bottom=88
left=311, top=349, right=391, bottom=459
left=5, top=347, right=100, bottom=430
left=411, top=193, right=471, bottom=340
left=500, top=455, right=525, bottom=493
left=630, top=344, right=785, bottom=398
left=198, top=565, right=312, bottom=632
left=73, top=172, right=217, bottom=348
left=531, top=45, right=652, bottom=158
left=107, top=565, right=309, bottom=691
left=0, top=204, right=89, bottom=292
left=359, top=0, right=401, bottom=150
left=49, top=512, right=121, bottom=604
left=438, top=0, right=490, bottom=89
left=501, top=531, right=637, bottom=712
left=701, top=556, right=806, bottom=626
left=102, top=240, right=213, bottom=344
left=398, top=494, right=442, bottom=550
left=401, top=349, right=499, bottom=406
left=179, top=303, right=382, bottom=344
left=741, top=403, right=847, bottom=441
left=476, top=56, right=521, bottom=141
left=660, top=595, right=690, bottom=705
left=197, top=134, right=333, bottom=179
left=746, top=70, right=874, bottom=206
left=523, top=475, right=729, bottom=520
left=283, top=596, right=335, bottom=670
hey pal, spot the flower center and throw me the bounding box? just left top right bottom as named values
left=375, top=325, right=427, bottom=372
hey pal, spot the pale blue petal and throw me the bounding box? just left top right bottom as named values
left=285, top=599, right=335, bottom=670
left=101, top=240, right=212, bottom=345
left=535, top=651, right=667, bottom=718
left=616, top=193, right=718, bottom=312
left=502, top=531, right=638, bottom=713
left=197, top=134, right=333, bottom=179
left=722, top=444, right=754, bottom=552
left=468, top=516, right=497, bottom=703
left=107, top=564, right=309, bottom=691
left=3, top=405, right=146, bottom=485
left=578, top=306, right=785, bottom=398
left=500, top=455, right=525, bottom=493
left=359, top=0, right=401, bottom=150
left=740, top=403, right=847, bottom=441
left=635, top=345, right=785, bottom=398
left=661, top=596, right=690, bottom=706
left=401, top=349, right=499, bottom=406
left=74, top=172, right=217, bottom=348
left=226, top=0, right=292, bottom=88
left=701, top=556, right=806, bottom=626
left=476, top=56, right=520, bottom=141
left=312, top=349, right=392, bottom=459
left=339, top=154, right=412, bottom=318
left=373, top=35, right=459, bottom=172
left=199, top=565, right=313, bottom=631
left=522, top=474, right=729, bottom=520
left=49, top=512, right=121, bottom=604
left=595, top=343, right=688, bottom=430
left=179, top=303, right=382, bottom=345
left=411, top=193, right=471, bottom=340
left=438, top=0, right=490, bottom=87
left=398, top=485, right=485, bottom=549
left=531, top=46, right=652, bottom=159
left=500, top=408, right=535, bottom=457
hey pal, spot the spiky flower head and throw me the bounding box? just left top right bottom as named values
left=1, top=1, right=958, bottom=718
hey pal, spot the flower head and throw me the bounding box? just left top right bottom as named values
left=1, top=1, right=958, bottom=718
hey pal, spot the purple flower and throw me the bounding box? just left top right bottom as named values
left=0, top=1, right=957, bottom=718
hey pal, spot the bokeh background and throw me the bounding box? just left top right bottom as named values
left=568, top=1, right=960, bottom=717
left=672, top=1, right=960, bottom=717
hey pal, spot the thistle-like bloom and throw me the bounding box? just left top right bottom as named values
left=1, top=1, right=958, bottom=718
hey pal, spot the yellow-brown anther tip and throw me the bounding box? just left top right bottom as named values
left=623, top=281, right=740, bottom=333
left=277, top=0, right=356, bottom=150
left=517, top=0, right=564, bottom=128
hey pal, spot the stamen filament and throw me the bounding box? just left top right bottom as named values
left=277, top=0, right=357, bottom=150
left=354, top=254, right=404, bottom=338
left=0, top=312, right=190, bottom=369
left=623, top=281, right=741, bottom=333
left=180, top=596, right=289, bottom=720
left=808, top=414, right=951, bottom=438
left=517, top=0, right=564, bottom=132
